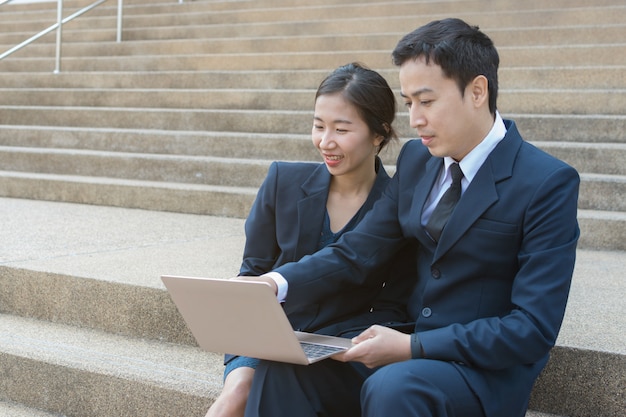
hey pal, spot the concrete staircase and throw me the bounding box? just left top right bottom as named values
left=0, top=0, right=624, bottom=416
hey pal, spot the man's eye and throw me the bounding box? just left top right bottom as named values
left=420, top=100, right=433, bottom=106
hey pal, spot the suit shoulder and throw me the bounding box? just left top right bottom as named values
left=269, top=161, right=321, bottom=180
left=396, top=139, right=432, bottom=169
left=398, top=139, right=430, bottom=157
left=518, top=140, right=578, bottom=177
left=505, top=119, right=578, bottom=177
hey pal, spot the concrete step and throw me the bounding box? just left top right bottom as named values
left=1, top=44, right=625, bottom=72
left=509, top=114, right=625, bottom=144
left=1, top=106, right=625, bottom=142
left=0, top=144, right=623, bottom=208
left=1, top=0, right=394, bottom=18
left=8, top=18, right=620, bottom=47
left=0, top=170, right=257, bottom=217
left=579, top=174, right=626, bottom=211
left=1, top=87, right=622, bottom=115
left=4, top=0, right=623, bottom=15
left=3, top=0, right=625, bottom=35
left=0, top=66, right=624, bottom=90
left=0, top=170, right=623, bottom=251
left=533, top=142, right=626, bottom=176
left=0, top=313, right=221, bottom=417
left=0, top=146, right=273, bottom=188
left=117, top=8, right=626, bottom=43
left=0, top=126, right=325, bottom=162
left=2, top=126, right=625, bottom=175
left=5, top=24, right=625, bottom=58
left=7, top=43, right=626, bottom=71
left=0, top=197, right=623, bottom=416
left=0, top=362, right=565, bottom=417
left=577, top=209, right=626, bottom=251
left=0, top=400, right=65, bottom=417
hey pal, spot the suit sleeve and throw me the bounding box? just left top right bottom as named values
left=225, top=163, right=280, bottom=366
left=239, top=162, right=281, bottom=276
left=275, top=149, right=412, bottom=312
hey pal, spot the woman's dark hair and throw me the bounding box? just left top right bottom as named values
left=315, top=62, right=397, bottom=154
left=392, top=18, right=499, bottom=114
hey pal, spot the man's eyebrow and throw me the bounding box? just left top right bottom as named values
left=400, top=88, right=434, bottom=98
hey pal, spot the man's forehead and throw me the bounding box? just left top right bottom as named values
left=398, top=60, right=452, bottom=94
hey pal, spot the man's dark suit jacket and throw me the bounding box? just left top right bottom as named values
left=275, top=120, right=580, bottom=417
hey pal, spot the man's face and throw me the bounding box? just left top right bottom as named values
left=399, top=57, right=483, bottom=162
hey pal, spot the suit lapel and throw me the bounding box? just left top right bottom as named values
left=410, top=156, right=442, bottom=245
left=433, top=123, right=522, bottom=261
left=294, top=165, right=330, bottom=258
left=433, top=161, right=499, bottom=260
left=295, top=157, right=391, bottom=257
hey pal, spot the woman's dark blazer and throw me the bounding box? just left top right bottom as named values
left=239, top=157, right=418, bottom=334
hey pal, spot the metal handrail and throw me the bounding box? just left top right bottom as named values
left=0, top=0, right=112, bottom=73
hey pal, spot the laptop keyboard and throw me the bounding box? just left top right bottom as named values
left=300, top=342, right=345, bottom=360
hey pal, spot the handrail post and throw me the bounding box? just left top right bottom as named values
left=54, top=0, right=63, bottom=73
left=0, top=0, right=107, bottom=71
left=117, top=0, right=123, bottom=43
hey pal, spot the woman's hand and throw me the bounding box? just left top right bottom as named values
left=231, top=275, right=278, bottom=295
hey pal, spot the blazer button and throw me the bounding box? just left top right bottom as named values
left=431, top=267, right=441, bottom=279
left=421, top=307, right=432, bottom=318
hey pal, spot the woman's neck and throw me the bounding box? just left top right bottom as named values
left=326, top=157, right=378, bottom=232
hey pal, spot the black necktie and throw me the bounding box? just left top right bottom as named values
left=425, top=163, right=464, bottom=242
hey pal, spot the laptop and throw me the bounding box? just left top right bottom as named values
left=161, top=275, right=354, bottom=365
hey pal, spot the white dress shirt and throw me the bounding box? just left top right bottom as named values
left=421, top=111, right=507, bottom=225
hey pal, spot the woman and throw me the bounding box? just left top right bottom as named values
left=206, top=62, right=417, bottom=417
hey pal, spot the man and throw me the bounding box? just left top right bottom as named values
left=240, top=18, right=580, bottom=417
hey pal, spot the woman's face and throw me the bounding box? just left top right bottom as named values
left=312, top=93, right=383, bottom=178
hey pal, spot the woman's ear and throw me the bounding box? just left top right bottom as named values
left=373, top=135, right=384, bottom=149
left=373, top=125, right=388, bottom=147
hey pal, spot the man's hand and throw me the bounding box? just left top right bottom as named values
left=332, top=325, right=412, bottom=368
left=232, top=275, right=278, bottom=296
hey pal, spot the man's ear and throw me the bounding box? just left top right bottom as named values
left=470, top=75, right=489, bottom=108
